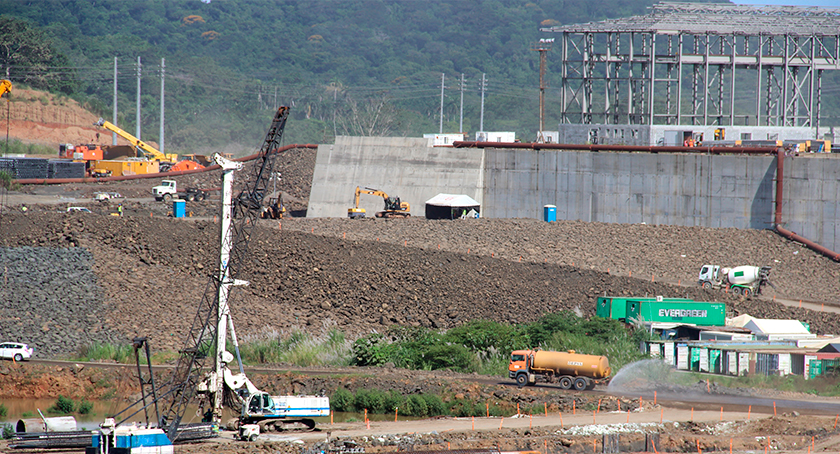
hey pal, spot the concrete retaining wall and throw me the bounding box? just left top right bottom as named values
left=484, top=149, right=840, bottom=251
left=307, top=136, right=485, bottom=218
left=307, top=137, right=839, bottom=252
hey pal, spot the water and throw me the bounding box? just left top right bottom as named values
left=608, top=359, right=680, bottom=393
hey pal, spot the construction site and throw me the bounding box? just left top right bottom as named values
left=2, top=3, right=840, bottom=454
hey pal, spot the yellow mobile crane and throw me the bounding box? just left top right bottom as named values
left=94, top=118, right=181, bottom=171
left=348, top=186, right=410, bottom=218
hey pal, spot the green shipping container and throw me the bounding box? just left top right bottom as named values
left=596, top=296, right=695, bottom=320
left=625, top=301, right=726, bottom=326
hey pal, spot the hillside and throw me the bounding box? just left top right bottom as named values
left=0, top=0, right=739, bottom=153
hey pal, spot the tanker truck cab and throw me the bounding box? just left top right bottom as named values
left=509, top=350, right=533, bottom=388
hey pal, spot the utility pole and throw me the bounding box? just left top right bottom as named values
left=439, top=73, right=445, bottom=134
left=159, top=58, right=165, bottom=153
left=136, top=56, right=141, bottom=140
left=479, top=73, right=486, bottom=134
left=459, top=73, right=465, bottom=133
left=112, top=58, right=118, bottom=146
left=531, top=38, right=554, bottom=142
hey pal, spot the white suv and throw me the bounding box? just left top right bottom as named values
left=0, top=342, right=34, bottom=361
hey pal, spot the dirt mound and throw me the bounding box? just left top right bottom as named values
left=1, top=211, right=838, bottom=358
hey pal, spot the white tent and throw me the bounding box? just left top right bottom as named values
left=424, top=193, right=480, bottom=219
left=743, top=318, right=815, bottom=340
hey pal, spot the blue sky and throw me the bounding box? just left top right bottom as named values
left=732, top=0, right=839, bottom=5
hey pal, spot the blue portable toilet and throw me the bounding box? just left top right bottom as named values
left=173, top=199, right=186, bottom=218
left=543, top=205, right=556, bottom=222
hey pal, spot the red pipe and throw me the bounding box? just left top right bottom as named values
left=772, top=148, right=840, bottom=262
left=455, top=140, right=840, bottom=262
left=14, top=144, right=318, bottom=185
left=452, top=141, right=778, bottom=154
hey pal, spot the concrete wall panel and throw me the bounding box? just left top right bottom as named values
left=310, top=138, right=839, bottom=251
left=308, top=137, right=485, bottom=218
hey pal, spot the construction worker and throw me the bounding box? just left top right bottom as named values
left=117, top=203, right=123, bottom=217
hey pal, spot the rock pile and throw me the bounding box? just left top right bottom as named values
left=1, top=211, right=837, bottom=359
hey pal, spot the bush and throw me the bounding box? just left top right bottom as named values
left=330, top=388, right=353, bottom=412
left=445, top=320, right=528, bottom=353
left=404, top=395, right=428, bottom=416
left=0, top=403, right=6, bottom=418
left=382, top=390, right=404, bottom=413
left=353, top=389, right=385, bottom=414
left=49, top=395, right=75, bottom=414
left=2, top=423, right=13, bottom=439
left=78, top=400, right=93, bottom=415
left=419, top=343, right=476, bottom=372
left=422, top=394, right=445, bottom=416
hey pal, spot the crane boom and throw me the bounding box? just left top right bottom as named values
left=94, top=118, right=177, bottom=164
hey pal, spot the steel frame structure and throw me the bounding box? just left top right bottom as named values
left=544, top=2, right=840, bottom=130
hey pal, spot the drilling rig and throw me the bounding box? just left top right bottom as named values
left=95, top=107, right=328, bottom=451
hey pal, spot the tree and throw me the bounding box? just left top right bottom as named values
left=0, top=16, right=75, bottom=94
left=336, top=92, right=400, bottom=137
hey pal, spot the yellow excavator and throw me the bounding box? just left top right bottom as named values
left=348, top=186, right=410, bottom=218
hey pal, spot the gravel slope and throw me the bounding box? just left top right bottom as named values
left=1, top=211, right=838, bottom=359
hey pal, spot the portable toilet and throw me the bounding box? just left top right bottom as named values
left=543, top=205, right=556, bottom=222
left=173, top=199, right=186, bottom=218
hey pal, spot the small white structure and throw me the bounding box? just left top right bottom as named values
left=744, top=318, right=816, bottom=341
left=475, top=131, right=516, bottom=142
left=423, top=133, right=466, bottom=146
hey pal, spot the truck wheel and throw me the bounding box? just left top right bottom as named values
left=248, top=434, right=257, bottom=442
left=187, top=193, right=195, bottom=202
left=516, top=373, right=528, bottom=388
left=743, top=288, right=753, bottom=297
left=162, top=194, right=172, bottom=202
left=196, top=193, right=205, bottom=201
left=559, top=376, right=573, bottom=390
left=731, top=287, right=742, bottom=295
left=573, top=377, right=588, bottom=391
left=702, top=281, right=712, bottom=289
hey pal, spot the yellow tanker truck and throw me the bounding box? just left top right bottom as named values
left=509, top=349, right=611, bottom=390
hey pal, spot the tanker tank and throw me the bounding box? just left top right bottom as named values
left=531, top=350, right=611, bottom=379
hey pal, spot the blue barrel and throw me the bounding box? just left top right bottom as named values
left=543, top=205, right=556, bottom=222
left=173, top=199, right=186, bottom=218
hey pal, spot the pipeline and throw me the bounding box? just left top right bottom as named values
left=452, top=140, right=778, bottom=154
left=772, top=147, right=840, bottom=261
left=14, top=144, right=318, bottom=185
left=455, top=140, right=840, bottom=262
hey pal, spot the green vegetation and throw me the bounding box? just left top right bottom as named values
left=238, top=328, right=353, bottom=367
left=0, top=0, right=676, bottom=152
left=0, top=402, right=6, bottom=418
left=48, top=395, right=76, bottom=414
left=352, top=312, right=650, bottom=375
left=0, top=139, right=55, bottom=158
left=74, top=342, right=137, bottom=364
left=1, top=423, right=13, bottom=440
left=330, top=387, right=445, bottom=417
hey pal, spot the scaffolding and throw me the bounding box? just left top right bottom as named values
left=543, top=2, right=840, bottom=131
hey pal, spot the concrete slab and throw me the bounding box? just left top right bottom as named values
left=307, top=136, right=485, bottom=218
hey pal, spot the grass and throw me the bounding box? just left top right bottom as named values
left=238, top=325, right=353, bottom=367
left=73, top=342, right=137, bottom=364
left=0, top=138, right=55, bottom=157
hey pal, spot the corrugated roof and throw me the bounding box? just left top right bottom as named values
left=543, top=2, right=840, bottom=36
